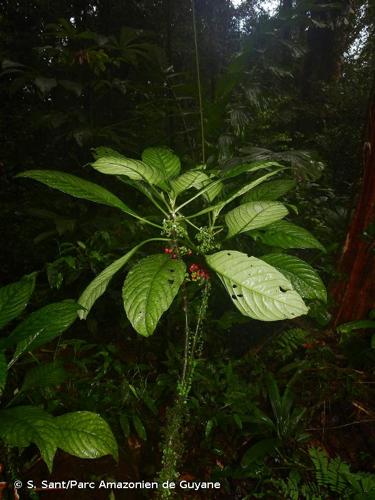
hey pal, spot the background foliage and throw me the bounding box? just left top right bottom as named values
left=0, top=0, right=374, bottom=498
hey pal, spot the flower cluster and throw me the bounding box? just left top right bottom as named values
left=163, top=247, right=193, bottom=259
left=189, top=263, right=210, bottom=281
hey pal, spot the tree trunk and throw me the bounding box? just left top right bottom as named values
left=332, top=99, right=375, bottom=325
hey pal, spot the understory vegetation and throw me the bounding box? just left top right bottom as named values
left=0, top=0, right=374, bottom=499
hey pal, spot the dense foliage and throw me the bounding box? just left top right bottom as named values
left=0, top=0, right=374, bottom=498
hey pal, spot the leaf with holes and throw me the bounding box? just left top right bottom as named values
left=261, top=254, right=327, bottom=302
left=256, top=220, right=325, bottom=251
left=55, top=411, right=118, bottom=461
left=17, top=170, right=136, bottom=216
left=242, top=179, right=296, bottom=202
left=206, top=251, right=308, bottom=321
left=92, top=149, right=163, bottom=185
left=0, top=351, right=7, bottom=394
left=225, top=201, right=288, bottom=238
left=142, top=147, right=181, bottom=181
left=123, top=254, right=186, bottom=337
left=0, top=273, right=36, bottom=330
left=0, top=406, right=58, bottom=472
left=3, top=301, right=79, bottom=361
left=21, top=361, right=68, bottom=392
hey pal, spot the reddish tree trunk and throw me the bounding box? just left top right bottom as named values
left=332, top=100, right=375, bottom=325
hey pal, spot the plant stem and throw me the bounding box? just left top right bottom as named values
left=191, top=0, right=205, bottom=164
left=157, top=284, right=211, bottom=497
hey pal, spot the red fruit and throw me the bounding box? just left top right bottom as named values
left=171, top=254, right=177, bottom=259
left=189, top=263, right=200, bottom=273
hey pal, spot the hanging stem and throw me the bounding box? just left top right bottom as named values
left=191, top=0, right=206, bottom=164
left=157, top=283, right=211, bottom=497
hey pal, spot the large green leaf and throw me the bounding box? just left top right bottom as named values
left=3, top=301, right=79, bottom=359
left=0, top=351, right=7, bottom=394
left=55, top=411, right=118, bottom=461
left=92, top=150, right=163, bottom=185
left=170, top=170, right=208, bottom=196
left=0, top=273, right=36, bottom=330
left=78, top=238, right=166, bottom=320
left=206, top=251, right=308, bottom=321
left=0, top=406, right=58, bottom=472
left=242, top=179, right=296, bottom=202
left=261, top=254, right=327, bottom=302
left=256, top=220, right=325, bottom=251
left=17, top=170, right=135, bottom=216
left=21, top=361, right=68, bottom=392
left=123, top=254, right=186, bottom=336
left=171, top=169, right=223, bottom=202
left=225, top=201, right=288, bottom=238
left=142, top=147, right=181, bottom=180
left=211, top=170, right=281, bottom=220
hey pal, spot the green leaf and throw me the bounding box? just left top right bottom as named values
left=0, top=351, right=7, bottom=394
left=55, top=411, right=118, bottom=461
left=3, top=300, right=79, bottom=358
left=119, top=415, right=130, bottom=438
left=198, top=178, right=224, bottom=203
left=221, top=161, right=284, bottom=180
left=261, top=254, right=327, bottom=302
left=0, top=406, right=58, bottom=472
left=211, top=170, right=281, bottom=220
left=132, top=415, right=147, bottom=440
left=123, top=254, right=186, bottom=336
left=17, top=170, right=136, bottom=216
left=92, top=150, right=163, bottom=185
left=78, top=238, right=167, bottom=320
left=78, top=249, right=138, bottom=320
left=21, top=361, right=68, bottom=392
left=170, top=170, right=208, bottom=197
left=206, top=251, right=308, bottom=321
left=242, top=179, right=296, bottom=202
left=257, top=220, right=325, bottom=251
left=337, top=320, right=375, bottom=334
left=142, top=147, right=181, bottom=181
left=171, top=169, right=223, bottom=202
left=225, top=201, right=288, bottom=238
left=241, top=438, right=279, bottom=466
left=0, top=273, right=36, bottom=330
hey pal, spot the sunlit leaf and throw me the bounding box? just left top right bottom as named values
left=142, top=147, right=181, bottom=181
left=123, top=254, right=185, bottom=336
left=206, top=251, right=308, bottom=321
left=225, top=201, right=288, bottom=238
left=17, top=170, right=136, bottom=216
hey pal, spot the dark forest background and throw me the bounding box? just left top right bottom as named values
left=0, top=1, right=375, bottom=498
